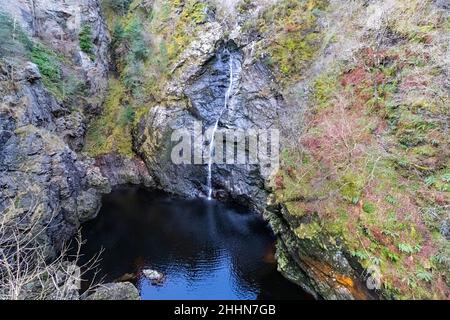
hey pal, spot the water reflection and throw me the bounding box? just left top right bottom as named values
left=78, top=187, right=312, bottom=300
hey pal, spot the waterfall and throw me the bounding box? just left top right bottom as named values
left=207, top=51, right=234, bottom=200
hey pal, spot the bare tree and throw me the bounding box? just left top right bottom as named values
left=0, top=190, right=103, bottom=300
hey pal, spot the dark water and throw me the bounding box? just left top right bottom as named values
left=78, top=187, right=312, bottom=300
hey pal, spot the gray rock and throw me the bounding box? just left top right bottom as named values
left=0, top=0, right=111, bottom=260
left=87, top=282, right=140, bottom=300
left=0, top=0, right=110, bottom=109
left=135, top=42, right=284, bottom=212
left=94, top=153, right=154, bottom=188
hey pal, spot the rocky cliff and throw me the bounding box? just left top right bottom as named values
left=1, top=0, right=448, bottom=300
left=131, top=0, right=449, bottom=299
left=0, top=0, right=111, bottom=258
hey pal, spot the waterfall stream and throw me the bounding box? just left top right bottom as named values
left=207, top=50, right=234, bottom=200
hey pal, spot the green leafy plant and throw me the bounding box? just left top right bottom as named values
left=386, top=251, right=400, bottom=263
left=398, top=243, right=421, bottom=254
left=352, top=250, right=370, bottom=260
left=363, top=202, right=376, bottom=214
left=416, top=270, right=433, bottom=282
left=29, top=44, right=63, bottom=98
left=79, top=25, right=95, bottom=58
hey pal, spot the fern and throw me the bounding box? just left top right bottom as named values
left=398, top=243, right=421, bottom=254
left=416, top=270, right=433, bottom=282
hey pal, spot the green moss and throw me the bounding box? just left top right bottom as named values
left=84, top=79, right=135, bottom=157
left=182, top=1, right=208, bottom=24
left=313, top=72, right=339, bottom=109
left=294, top=222, right=321, bottom=240
left=269, top=32, right=321, bottom=78
left=251, top=0, right=329, bottom=83
left=412, top=145, right=437, bottom=157
left=339, top=172, right=365, bottom=204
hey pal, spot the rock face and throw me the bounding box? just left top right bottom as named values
left=94, top=153, right=154, bottom=188
left=0, top=0, right=110, bottom=110
left=0, top=0, right=111, bottom=259
left=135, top=41, right=285, bottom=211
left=87, top=282, right=140, bottom=300
left=0, top=61, right=110, bottom=258
left=264, top=202, right=379, bottom=300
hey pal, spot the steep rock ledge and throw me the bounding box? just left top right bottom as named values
left=264, top=201, right=379, bottom=300
left=0, top=0, right=111, bottom=257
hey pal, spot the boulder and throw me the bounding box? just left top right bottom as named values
left=87, top=282, right=140, bottom=300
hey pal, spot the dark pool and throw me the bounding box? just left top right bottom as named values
left=78, top=187, right=312, bottom=300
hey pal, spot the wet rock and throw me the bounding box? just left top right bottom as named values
left=116, top=273, right=138, bottom=283
left=135, top=42, right=285, bottom=212
left=87, top=282, right=140, bottom=300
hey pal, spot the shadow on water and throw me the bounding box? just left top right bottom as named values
left=77, top=186, right=313, bottom=300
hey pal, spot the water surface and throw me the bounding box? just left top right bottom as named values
left=78, top=187, right=312, bottom=300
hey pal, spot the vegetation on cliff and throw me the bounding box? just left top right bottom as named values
left=0, top=12, right=87, bottom=103
left=273, top=0, right=449, bottom=299
left=85, top=0, right=213, bottom=157
left=242, top=0, right=329, bottom=84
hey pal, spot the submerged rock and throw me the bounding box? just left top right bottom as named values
left=142, top=269, right=165, bottom=285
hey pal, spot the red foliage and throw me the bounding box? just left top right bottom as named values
left=275, top=175, right=284, bottom=190
left=284, top=23, right=300, bottom=32
left=434, top=193, right=447, bottom=206
left=401, top=74, right=428, bottom=90
left=374, top=119, right=388, bottom=135
left=341, top=67, right=367, bottom=87
left=301, top=136, right=321, bottom=150
left=374, top=71, right=386, bottom=85
left=371, top=226, right=390, bottom=246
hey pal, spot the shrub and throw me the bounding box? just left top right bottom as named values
left=103, top=0, right=133, bottom=14
left=79, top=25, right=95, bottom=58
left=0, top=193, right=102, bottom=300
left=29, top=44, right=63, bottom=98
left=362, top=202, right=376, bottom=214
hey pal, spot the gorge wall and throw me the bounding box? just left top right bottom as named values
left=0, top=0, right=112, bottom=259
left=0, top=0, right=448, bottom=300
